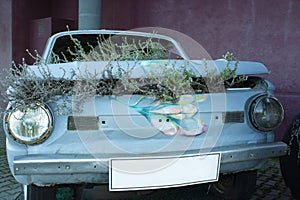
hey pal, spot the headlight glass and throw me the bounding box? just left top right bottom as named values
left=6, top=102, right=53, bottom=145
left=249, top=95, right=284, bottom=132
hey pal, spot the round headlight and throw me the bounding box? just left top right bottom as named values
left=6, top=102, right=53, bottom=145
left=249, top=95, right=284, bottom=132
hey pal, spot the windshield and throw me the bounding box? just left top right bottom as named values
left=48, top=34, right=182, bottom=64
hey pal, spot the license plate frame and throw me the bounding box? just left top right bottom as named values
left=109, top=153, right=221, bottom=191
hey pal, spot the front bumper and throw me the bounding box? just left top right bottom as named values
left=13, top=142, right=287, bottom=186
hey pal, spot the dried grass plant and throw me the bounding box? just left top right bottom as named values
left=1, top=32, right=246, bottom=115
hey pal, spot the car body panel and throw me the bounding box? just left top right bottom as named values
left=4, top=30, right=286, bottom=188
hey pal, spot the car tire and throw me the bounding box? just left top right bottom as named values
left=209, top=170, right=257, bottom=200
left=25, top=185, right=57, bottom=200
left=280, top=113, right=300, bottom=199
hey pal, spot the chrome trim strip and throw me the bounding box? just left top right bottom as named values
left=14, top=142, right=287, bottom=175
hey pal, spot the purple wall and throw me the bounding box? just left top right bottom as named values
left=12, top=0, right=78, bottom=63
left=102, top=0, right=300, bottom=140
left=0, top=0, right=12, bottom=108
left=0, top=0, right=12, bottom=70
left=12, top=0, right=51, bottom=63
left=0, top=0, right=78, bottom=97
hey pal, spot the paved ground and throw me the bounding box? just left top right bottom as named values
left=0, top=128, right=295, bottom=200
left=251, top=159, right=294, bottom=200
left=0, top=130, right=22, bottom=200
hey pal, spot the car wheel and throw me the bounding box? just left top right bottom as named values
left=25, top=185, right=57, bottom=200
left=209, top=170, right=257, bottom=200
left=280, top=113, right=300, bottom=199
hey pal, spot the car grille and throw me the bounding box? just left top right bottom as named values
left=222, top=112, right=244, bottom=123
left=67, top=116, right=99, bottom=130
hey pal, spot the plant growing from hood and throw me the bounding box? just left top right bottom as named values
left=1, top=32, right=247, bottom=114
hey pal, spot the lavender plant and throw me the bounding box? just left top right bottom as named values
left=1, top=32, right=247, bottom=114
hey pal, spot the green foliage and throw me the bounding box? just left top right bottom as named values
left=50, top=34, right=167, bottom=63
left=201, top=52, right=248, bottom=92
left=1, top=31, right=248, bottom=113
left=56, top=187, right=73, bottom=200
left=221, top=52, right=248, bottom=87
left=120, top=61, right=194, bottom=102
left=2, top=61, right=75, bottom=114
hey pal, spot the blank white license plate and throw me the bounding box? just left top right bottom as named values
left=109, top=153, right=221, bottom=191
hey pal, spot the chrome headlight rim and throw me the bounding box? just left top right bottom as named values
left=5, top=102, right=53, bottom=145
left=249, top=95, right=284, bottom=132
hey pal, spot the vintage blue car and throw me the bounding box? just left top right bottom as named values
left=3, top=30, right=286, bottom=199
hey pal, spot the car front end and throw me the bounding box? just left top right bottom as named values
left=3, top=30, right=287, bottom=199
